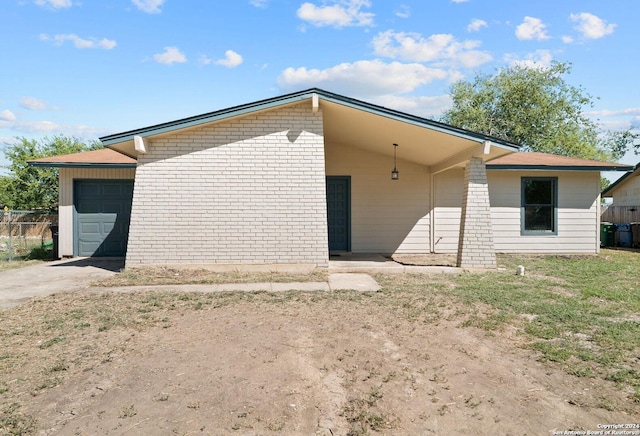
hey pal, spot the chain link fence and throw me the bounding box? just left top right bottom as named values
left=0, top=210, right=57, bottom=262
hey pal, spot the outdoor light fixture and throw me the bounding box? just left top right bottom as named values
left=391, top=143, right=399, bottom=180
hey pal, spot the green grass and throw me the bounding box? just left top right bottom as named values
left=377, top=249, right=640, bottom=401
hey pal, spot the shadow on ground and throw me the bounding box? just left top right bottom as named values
left=49, top=257, right=125, bottom=272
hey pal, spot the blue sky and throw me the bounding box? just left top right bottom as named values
left=1, top=0, right=639, bottom=179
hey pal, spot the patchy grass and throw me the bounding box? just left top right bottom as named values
left=377, top=249, right=640, bottom=404
left=93, top=266, right=328, bottom=287
left=0, top=259, right=46, bottom=272
left=1, top=249, right=639, bottom=432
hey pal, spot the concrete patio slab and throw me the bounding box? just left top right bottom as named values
left=329, top=273, right=381, bottom=292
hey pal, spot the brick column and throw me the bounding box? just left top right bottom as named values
left=456, top=157, right=497, bottom=269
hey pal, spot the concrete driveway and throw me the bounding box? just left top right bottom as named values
left=0, top=258, right=124, bottom=309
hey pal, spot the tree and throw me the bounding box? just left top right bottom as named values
left=441, top=61, right=633, bottom=161
left=0, top=135, right=100, bottom=211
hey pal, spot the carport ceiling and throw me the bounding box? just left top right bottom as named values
left=320, top=99, right=511, bottom=167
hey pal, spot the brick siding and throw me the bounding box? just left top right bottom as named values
left=125, top=104, right=329, bottom=266
left=456, top=157, right=497, bottom=268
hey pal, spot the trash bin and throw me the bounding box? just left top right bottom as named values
left=600, top=222, right=616, bottom=247
left=617, top=223, right=632, bottom=248
left=632, top=223, right=640, bottom=248
left=49, top=225, right=59, bottom=260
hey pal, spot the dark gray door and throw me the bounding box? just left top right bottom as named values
left=75, top=180, right=134, bottom=257
left=326, top=176, right=350, bottom=252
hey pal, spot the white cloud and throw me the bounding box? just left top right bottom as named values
left=39, top=33, right=117, bottom=50
left=0, top=110, right=16, bottom=122
left=570, top=12, right=616, bottom=39
left=19, top=96, right=59, bottom=111
left=249, top=0, right=269, bottom=7
left=561, top=35, right=574, bottom=44
left=297, top=0, right=374, bottom=28
left=587, top=108, right=640, bottom=118
left=451, top=0, right=469, bottom=3
left=515, top=16, right=550, bottom=40
left=153, top=46, right=187, bottom=65
left=198, top=55, right=213, bottom=65
left=278, top=59, right=448, bottom=97
left=373, top=94, right=453, bottom=118
left=132, top=0, right=165, bottom=14
left=467, top=19, right=487, bottom=32
left=215, top=50, right=243, bottom=68
left=0, top=115, right=108, bottom=136
left=505, top=49, right=554, bottom=69
left=35, top=0, right=72, bottom=9
left=395, top=5, right=410, bottom=19
left=372, top=30, right=492, bottom=68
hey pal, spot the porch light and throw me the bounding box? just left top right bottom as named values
left=391, top=143, right=399, bottom=180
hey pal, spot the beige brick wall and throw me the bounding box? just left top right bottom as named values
left=457, top=157, right=497, bottom=268
left=126, top=104, right=329, bottom=266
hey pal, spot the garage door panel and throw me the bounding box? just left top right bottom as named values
left=102, top=221, right=115, bottom=233
left=75, top=180, right=134, bottom=257
left=79, top=222, right=101, bottom=236
left=102, top=202, right=124, bottom=214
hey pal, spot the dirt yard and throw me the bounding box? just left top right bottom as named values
left=1, top=280, right=636, bottom=435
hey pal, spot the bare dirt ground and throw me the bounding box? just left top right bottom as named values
left=2, top=285, right=635, bottom=435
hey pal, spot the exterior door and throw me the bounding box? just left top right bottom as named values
left=326, top=176, right=350, bottom=252
left=74, top=180, right=134, bottom=257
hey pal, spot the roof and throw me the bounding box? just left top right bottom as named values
left=28, top=148, right=137, bottom=168
left=487, top=152, right=634, bottom=171
left=99, top=88, right=521, bottom=152
left=602, top=162, right=640, bottom=196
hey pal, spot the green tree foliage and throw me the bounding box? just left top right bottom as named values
left=0, top=135, right=100, bottom=211
left=441, top=61, right=634, bottom=161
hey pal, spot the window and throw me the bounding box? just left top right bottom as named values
left=521, top=177, right=557, bottom=235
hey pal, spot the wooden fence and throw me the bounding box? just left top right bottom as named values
left=601, top=205, right=640, bottom=224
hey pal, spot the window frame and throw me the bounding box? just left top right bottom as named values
left=521, top=177, right=558, bottom=236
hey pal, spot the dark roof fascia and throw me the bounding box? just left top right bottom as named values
left=99, top=88, right=521, bottom=152
left=28, top=162, right=137, bottom=169
left=602, top=163, right=640, bottom=195
left=488, top=164, right=634, bottom=171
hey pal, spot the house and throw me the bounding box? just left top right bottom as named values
left=601, top=162, right=640, bottom=224
left=30, top=89, right=632, bottom=269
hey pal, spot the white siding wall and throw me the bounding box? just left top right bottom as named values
left=126, top=104, right=328, bottom=266
left=325, top=142, right=430, bottom=253
left=58, top=167, right=136, bottom=257
left=433, top=168, right=464, bottom=253
left=609, top=170, right=640, bottom=206
left=433, top=169, right=601, bottom=254
left=489, top=171, right=600, bottom=253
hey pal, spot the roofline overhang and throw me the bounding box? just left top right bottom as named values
left=602, top=162, right=640, bottom=196
left=99, top=88, right=521, bottom=152
left=28, top=162, right=137, bottom=169
left=488, top=164, right=634, bottom=171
